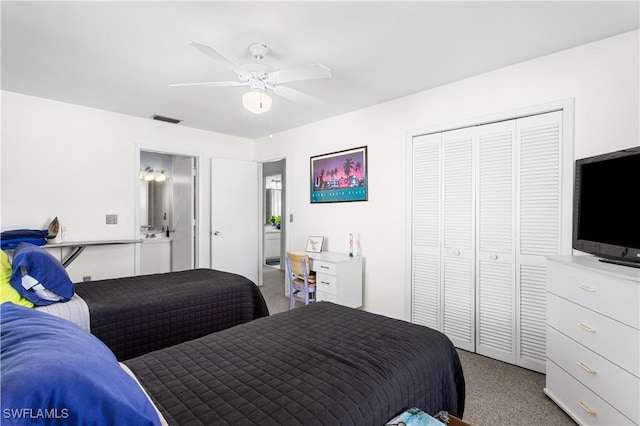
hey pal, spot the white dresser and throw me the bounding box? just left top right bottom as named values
left=308, top=251, right=363, bottom=309
left=545, top=255, right=639, bottom=425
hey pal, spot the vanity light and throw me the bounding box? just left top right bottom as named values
left=140, top=167, right=168, bottom=182
left=143, top=167, right=155, bottom=181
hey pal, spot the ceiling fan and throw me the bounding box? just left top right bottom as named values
left=170, top=42, right=332, bottom=114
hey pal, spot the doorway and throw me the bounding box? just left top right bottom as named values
left=261, top=159, right=286, bottom=293
left=139, top=150, right=197, bottom=272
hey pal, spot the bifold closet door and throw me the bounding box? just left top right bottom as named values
left=410, top=127, right=476, bottom=352
left=410, top=109, right=566, bottom=372
left=474, top=111, right=563, bottom=372
left=475, top=120, right=517, bottom=364
left=411, top=133, right=441, bottom=331
left=515, top=110, right=564, bottom=373
left=440, top=127, right=476, bottom=352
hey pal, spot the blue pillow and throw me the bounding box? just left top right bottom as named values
left=0, top=303, right=161, bottom=426
left=9, top=242, right=74, bottom=306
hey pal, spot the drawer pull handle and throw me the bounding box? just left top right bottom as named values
left=320, top=265, right=330, bottom=269
left=320, top=281, right=331, bottom=285
left=577, top=400, right=597, bottom=416
left=578, top=322, right=596, bottom=333
left=577, top=361, right=596, bottom=374
left=577, top=284, right=596, bottom=292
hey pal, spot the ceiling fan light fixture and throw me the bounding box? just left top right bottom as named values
left=242, top=90, right=272, bottom=114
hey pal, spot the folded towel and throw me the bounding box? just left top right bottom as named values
left=1, top=235, right=48, bottom=250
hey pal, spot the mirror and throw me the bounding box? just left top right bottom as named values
left=139, top=179, right=172, bottom=232
left=265, top=174, right=281, bottom=224
left=140, top=151, right=174, bottom=234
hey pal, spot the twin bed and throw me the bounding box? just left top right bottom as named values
left=37, top=269, right=269, bottom=360
left=2, top=268, right=466, bottom=425
left=125, top=301, right=465, bottom=425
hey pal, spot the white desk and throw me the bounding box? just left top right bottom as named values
left=307, top=251, right=363, bottom=308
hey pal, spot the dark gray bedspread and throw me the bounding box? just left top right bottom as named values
left=125, top=302, right=465, bottom=425
left=75, top=268, right=269, bottom=360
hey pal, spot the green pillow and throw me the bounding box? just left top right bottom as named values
left=0, top=250, right=34, bottom=307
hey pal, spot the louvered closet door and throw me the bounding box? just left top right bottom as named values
left=516, top=110, right=563, bottom=373
left=475, top=120, right=517, bottom=364
left=441, top=127, right=475, bottom=351
left=411, top=133, right=441, bottom=330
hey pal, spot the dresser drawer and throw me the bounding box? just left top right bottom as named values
left=547, top=294, right=639, bottom=377
left=547, top=327, right=639, bottom=424
left=547, top=259, right=639, bottom=328
left=547, top=293, right=639, bottom=377
left=313, top=260, right=337, bottom=275
left=545, top=361, right=635, bottom=426
left=316, top=291, right=336, bottom=303
left=316, top=273, right=337, bottom=295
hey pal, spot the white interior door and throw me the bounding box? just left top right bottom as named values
left=211, top=158, right=259, bottom=284
left=172, top=156, right=195, bottom=271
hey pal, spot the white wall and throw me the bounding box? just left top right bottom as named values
left=254, top=30, right=639, bottom=319
left=1, top=91, right=253, bottom=281
left=2, top=31, right=637, bottom=314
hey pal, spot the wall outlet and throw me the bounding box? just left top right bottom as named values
left=106, top=214, right=118, bottom=224
left=83, top=276, right=91, bottom=282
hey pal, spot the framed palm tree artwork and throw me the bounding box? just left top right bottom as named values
left=310, top=146, right=368, bottom=203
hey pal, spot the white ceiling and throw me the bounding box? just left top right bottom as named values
left=2, top=1, right=638, bottom=139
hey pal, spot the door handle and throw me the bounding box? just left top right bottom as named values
left=213, top=231, right=221, bottom=236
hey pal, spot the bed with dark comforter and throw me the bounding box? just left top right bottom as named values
left=73, top=269, right=269, bottom=360
left=71, top=269, right=269, bottom=360
left=124, top=301, right=465, bottom=425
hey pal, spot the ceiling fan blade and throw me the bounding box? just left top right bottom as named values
left=272, top=85, right=322, bottom=106
left=169, top=81, right=246, bottom=88
left=268, top=63, right=332, bottom=84
left=190, top=42, right=247, bottom=76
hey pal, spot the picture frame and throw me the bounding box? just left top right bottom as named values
left=310, top=146, right=368, bottom=203
left=305, top=236, right=324, bottom=253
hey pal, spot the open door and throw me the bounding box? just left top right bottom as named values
left=172, top=156, right=196, bottom=271
left=211, top=158, right=260, bottom=284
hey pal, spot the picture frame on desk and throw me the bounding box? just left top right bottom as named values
left=310, top=146, right=368, bottom=203
left=306, top=236, right=324, bottom=253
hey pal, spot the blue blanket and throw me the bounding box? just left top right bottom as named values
left=0, top=303, right=161, bottom=425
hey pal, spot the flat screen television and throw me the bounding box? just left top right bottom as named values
left=573, top=146, right=640, bottom=268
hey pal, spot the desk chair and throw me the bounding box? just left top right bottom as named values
left=285, top=252, right=316, bottom=310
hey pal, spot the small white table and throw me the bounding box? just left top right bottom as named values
left=306, top=251, right=363, bottom=308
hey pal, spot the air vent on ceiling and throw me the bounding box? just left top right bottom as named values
left=152, top=114, right=181, bottom=124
